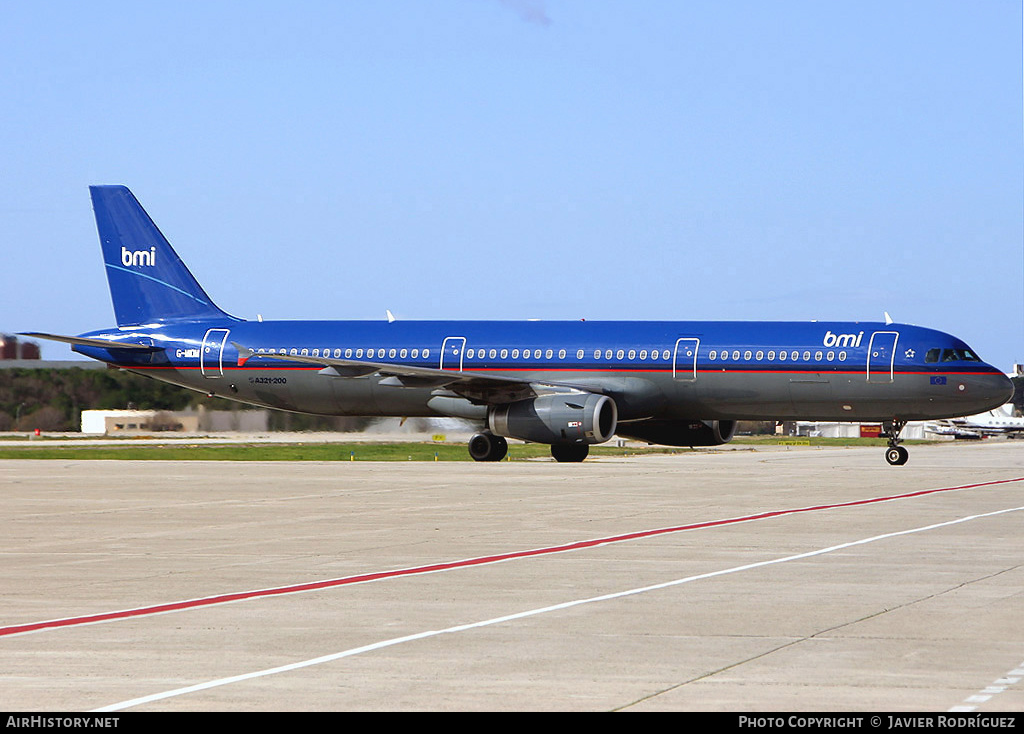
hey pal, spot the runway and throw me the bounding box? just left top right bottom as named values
left=1, top=442, right=1022, bottom=711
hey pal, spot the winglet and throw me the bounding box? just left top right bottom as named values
left=232, top=341, right=254, bottom=367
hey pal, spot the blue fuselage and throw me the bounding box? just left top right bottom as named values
left=74, top=318, right=1013, bottom=424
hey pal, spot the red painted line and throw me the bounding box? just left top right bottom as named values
left=3, top=476, right=1021, bottom=638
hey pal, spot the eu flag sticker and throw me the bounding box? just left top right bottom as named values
left=930, top=376, right=947, bottom=385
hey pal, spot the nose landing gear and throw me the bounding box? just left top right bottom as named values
left=883, top=419, right=909, bottom=466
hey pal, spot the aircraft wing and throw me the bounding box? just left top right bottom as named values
left=233, top=343, right=593, bottom=404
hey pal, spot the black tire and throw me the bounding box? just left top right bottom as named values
left=468, top=433, right=508, bottom=462
left=885, top=446, right=909, bottom=466
left=551, top=444, right=589, bottom=463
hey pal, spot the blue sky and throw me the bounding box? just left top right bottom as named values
left=4, top=1, right=1022, bottom=369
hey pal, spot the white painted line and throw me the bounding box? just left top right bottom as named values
left=12, top=475, right=1021, bottom=639
left=950, top=659, right=1024, bottom=712
left=94, top=504, right=1024, bottom=712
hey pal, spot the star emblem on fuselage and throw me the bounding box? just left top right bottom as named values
left=904, top=348, right=915, bottom=359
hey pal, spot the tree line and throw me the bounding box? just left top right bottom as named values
left=0, top=367, right=372, bottom=432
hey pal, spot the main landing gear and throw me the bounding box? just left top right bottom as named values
left=468, top=433, right=591, bottom=463
left=468, top=432, right=508, bottom=462
left=550, top=444, right=589, bottom=463
left=883, top=419, right=909, bottom=466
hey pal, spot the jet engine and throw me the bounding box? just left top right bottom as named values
left=616, top=419, right=737, bottom=447
left=489, top=393, right=618, bottom=445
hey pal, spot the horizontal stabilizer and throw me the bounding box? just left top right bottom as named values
left=19, top=332, right=161, bottom=351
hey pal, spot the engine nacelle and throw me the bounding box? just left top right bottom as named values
left=489, top=394, right=618, bottom=445
left=616, top=419, right=737, bottom=447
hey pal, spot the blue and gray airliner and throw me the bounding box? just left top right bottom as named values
left=25, top=186, right=1013, bottom=464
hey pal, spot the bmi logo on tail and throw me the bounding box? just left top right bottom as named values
left=121, top=246, right=156, bottom=267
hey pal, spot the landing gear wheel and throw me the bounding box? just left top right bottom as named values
left=551, top=444, right=589, bottom=463
left=884, top=445, right=909, bottom=466
left=468, top=433, right=508, bottom=462
left=882, top=419, right=909, bottom=466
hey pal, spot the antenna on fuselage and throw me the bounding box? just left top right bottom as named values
left=884, top=311, right=894, bottom=325
left=386, top=310, right=396, bottom=323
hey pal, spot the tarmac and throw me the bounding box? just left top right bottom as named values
left=1, top=440, right=1022, bottom=711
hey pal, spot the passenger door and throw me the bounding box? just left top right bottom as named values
left=439, top=336, right=467, bottom=372
left=673, top=338, right=700, bottom=381
left=866, top=331, right=899, bottom=383
left=201, top=328, right=230, bottom=378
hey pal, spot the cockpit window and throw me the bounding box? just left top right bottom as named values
left=926, top=347, right=980, bottom=363
left=942, top=348, right=980, bottom=362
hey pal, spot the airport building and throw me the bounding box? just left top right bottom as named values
left=81, top=408, right=270, bottom=435
left=0, top=334, right=40, bottom=361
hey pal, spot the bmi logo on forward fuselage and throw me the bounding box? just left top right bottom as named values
left=823, top=329, right=864, bottom=346
left=823, top=330, right=864, bottom=348
left=121, top=246, right=156, bottom=267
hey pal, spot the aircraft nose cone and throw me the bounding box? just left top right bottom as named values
left=972, top=370, right=1015, bottom=410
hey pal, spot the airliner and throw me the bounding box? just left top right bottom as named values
left=24, top=186, right=1013, bottom=464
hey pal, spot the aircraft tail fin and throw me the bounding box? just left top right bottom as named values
left=90, top=185, right=238, bottom=327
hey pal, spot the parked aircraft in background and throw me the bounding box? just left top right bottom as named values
left=23, top=186, right=1013, bottom=464
left=928, top=404, right=1024, bottom=439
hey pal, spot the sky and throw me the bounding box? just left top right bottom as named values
left=3, top=1, right=1022, bottom=369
